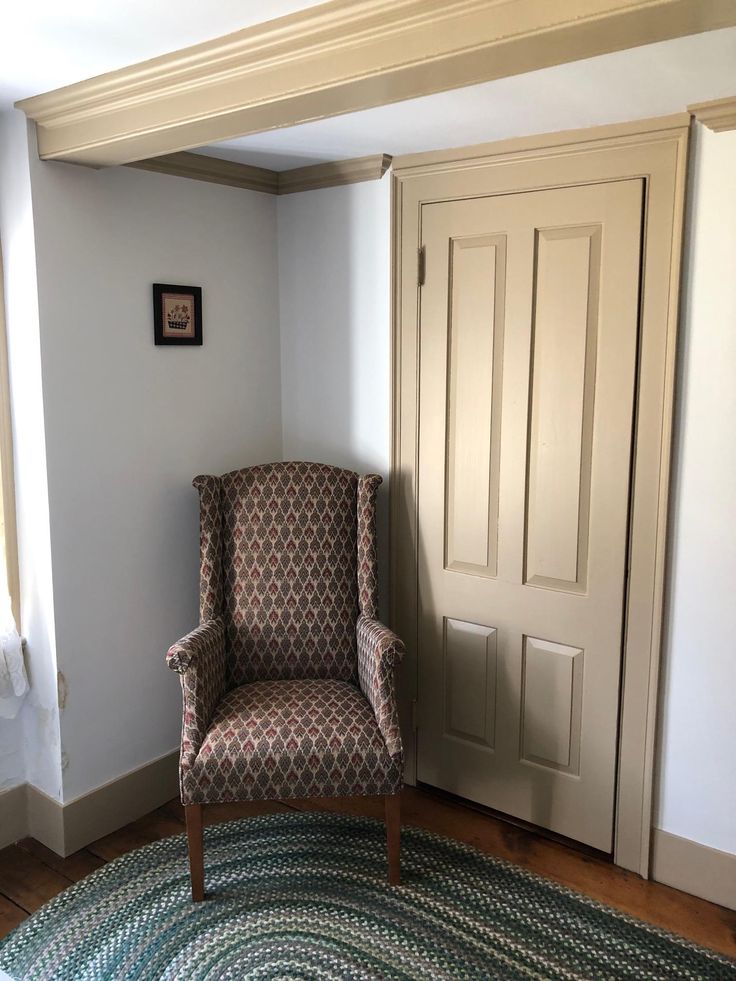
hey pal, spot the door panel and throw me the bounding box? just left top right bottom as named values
left=444, top=618, right=498, bottom=746
left=445, top=235, right=505, bottom=578
left=525, top=225, right=600, bottom=591
left=521, top=636, right=583, bottom=773
left=416, top=180, right=643, bottom=851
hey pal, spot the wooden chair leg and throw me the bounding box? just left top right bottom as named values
left=385, top=793, right=401, bottom=885
left=185, top=803, right=205, bottom=902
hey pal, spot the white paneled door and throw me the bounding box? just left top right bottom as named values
left=416, top=180, right=644, bottom=851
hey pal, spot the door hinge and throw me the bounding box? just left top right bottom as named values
left=417, top=245, right=426, bottom=287
left=411, top=698, right=419, bottom=730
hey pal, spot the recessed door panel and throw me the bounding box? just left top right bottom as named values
left=417, top=179, right=643, bottom=851
left=445, top=235, right=505, bottom=577
left=521, top=636, right=583, bottom=773
left=525, top=226, right=600, bottom=592
left=445, top=618, right=497, bottom=747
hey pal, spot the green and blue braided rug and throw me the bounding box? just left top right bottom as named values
left=0, top=811, right=733, bottom=980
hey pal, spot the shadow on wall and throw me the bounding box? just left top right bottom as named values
left=278, top=176, right=392, bottom=616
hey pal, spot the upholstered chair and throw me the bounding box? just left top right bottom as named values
left=166, top=462, right=405, bottom=900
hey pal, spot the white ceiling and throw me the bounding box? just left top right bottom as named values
left=194, top=27, right=736, bottom=171
left=0, top=0, right=326, bottom=109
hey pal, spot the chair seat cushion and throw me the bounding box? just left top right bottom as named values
left=182, top=679, right=402, bottom=804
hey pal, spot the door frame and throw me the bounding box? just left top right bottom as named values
left=389, top=113, right=690, bottom=877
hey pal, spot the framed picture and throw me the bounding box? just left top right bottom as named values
left=153, top=283, right=203, bottom=345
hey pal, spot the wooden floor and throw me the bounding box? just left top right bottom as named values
left=1, top=786, right=734, bottom=958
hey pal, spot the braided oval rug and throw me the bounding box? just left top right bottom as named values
left=0, top=812, right=733, bottom=981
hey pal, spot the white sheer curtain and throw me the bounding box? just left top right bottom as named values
left=0, top=240, right=25, bottom=717
left=0, top=543, right=26, bottom=718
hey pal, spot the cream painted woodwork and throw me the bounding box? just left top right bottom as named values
left=391, top=116, right=689, bottom=875
left=0, top=249, right=19, bottom=626
left=15, top=0, right=734, bottom=166
left=127, top=152, right=392, bottom=195
left=415, top=179, right=643, bottom=852
left=688, top=95, right=736, bottom=132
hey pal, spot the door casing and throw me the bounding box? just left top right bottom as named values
left=389, top=113, right=690, bottom=877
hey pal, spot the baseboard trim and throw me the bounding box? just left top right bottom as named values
left=62, top=750, right=179, bottom=855
left=651, top=829, right=736, bottom=911
left=26, top=784, right=65, bottom=855
left=0, top=784, right=27, bottom=849
left=2, top=750, right=180, bottom=857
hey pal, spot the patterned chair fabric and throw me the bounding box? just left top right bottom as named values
left=186, top=679, right=403, bottom=802
left=167, top=461, right=405, bottom=806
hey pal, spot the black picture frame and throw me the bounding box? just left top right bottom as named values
left=153, top=283, right=203, bottom=346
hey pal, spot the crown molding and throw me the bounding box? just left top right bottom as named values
left=126, top=151, right=392, bottom=195
left=127, top=151, right=280, bottom=193
left=278, top=153, right=392, bottom=194
left=16, top=0, right=736, bottom=167
left=688, top=95, right=736, bottom=132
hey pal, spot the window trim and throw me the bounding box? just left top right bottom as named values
left=0, top=244, right=21, bottom=627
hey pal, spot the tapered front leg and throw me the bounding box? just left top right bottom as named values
left=385, top=793, right=401, bottom=885
left=185, top=803, right=205, bottom=902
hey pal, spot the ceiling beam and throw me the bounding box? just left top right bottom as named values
left=16, top=0, right=736, bottom=167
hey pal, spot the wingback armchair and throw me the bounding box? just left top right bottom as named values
left=166, top=462, right=405, bottom=900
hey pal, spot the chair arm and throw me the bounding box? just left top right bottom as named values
left=166, top=617, right=227, bottom=767
left=357, top=614, right=405, bottom=759
left=167, top=616, right=224, bottom=674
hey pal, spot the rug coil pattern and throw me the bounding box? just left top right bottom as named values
left=0, top=812, right=733, bottom=980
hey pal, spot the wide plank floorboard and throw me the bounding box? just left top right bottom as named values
left=0, top=846, right=72, bottom=913
left=397, top=788, right=736, bottom=958
left=16, top=838, right=104, bottom=882
left=87, top=809, right=185, bottom=861
left=1, top=787, right=734, bottom=959
left=0, top=895, right=27, bottom=936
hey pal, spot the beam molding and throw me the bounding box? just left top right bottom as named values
left=127, top=152, right=279, bottom=193
left=126, top=152, right=392, bottom=194
left=278, top=153, right=392, bottom=194
left=688, top=95, right=736, bottom=132
left=16, top=0, right=736, bottom=167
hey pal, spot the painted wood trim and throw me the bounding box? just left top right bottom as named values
left=391, top=113, right=692, bottom=173
left=615, top=117, right=689, bottom=879
left=15, top=0, right=735, bottom=166
left=278, top=153, right=393, bottom=195
left=127, top=152, right=279, bottom=194
left=389, top=170, right=418, bottom=782
left=688, top=95, right=736, bottom=132
left=22, top=751, right=179, bottom=857
left=126, top=152, right=392, bottom=195
left=389, top=114, right=689, bottom=877
left=62, top=749, right=179, bottom=855
left=652, top=830, right=736, bottom=910
left=0, top=245, right=21, bottom=627
left=25, top=784, right=65, bottom=856
left=0, top=784, right=27, bottom=849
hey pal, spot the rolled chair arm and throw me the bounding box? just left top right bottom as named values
left=167, top=617, right=225, bottom=674
left=357, top=613, right=405, bottom=759
left=166, top=617, right=227, bottom=768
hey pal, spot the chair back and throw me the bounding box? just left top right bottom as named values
left=196, top=461, right=373, bottom=685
